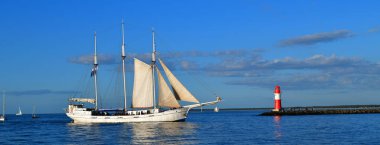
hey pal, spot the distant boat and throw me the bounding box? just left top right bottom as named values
left=16, top=106, right=22, bottom=116
left=214, top=106, right=219, bottom=112
left=0, top=91, right=5, bottom=121
left=32, top=114, right=39, bottom=118
left=65, top=22, right=222, bottom=123
left=32, top=106, right=39, bottom=119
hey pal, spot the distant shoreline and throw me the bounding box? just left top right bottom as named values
left=192, top=104, right=380, bottom=111
left=191, top=108, right=270, bottom=111
left=7, top=105, right=380, bottom=114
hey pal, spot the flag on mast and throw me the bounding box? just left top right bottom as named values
left=91, top=65, right=98, bottom=77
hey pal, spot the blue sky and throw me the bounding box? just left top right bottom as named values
left=1, top=0, right=380, bottom=113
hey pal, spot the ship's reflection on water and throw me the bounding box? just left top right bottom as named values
left=129, top=122, right=198, bottom=144
left=66, top=122, right=198, bottom=144
left=66, top=123, right=104, bottom=144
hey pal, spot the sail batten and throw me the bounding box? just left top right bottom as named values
left=156, top=67, right=181, bottom=108
left=159, top=59, right=200, bottom=103
left=132, top=58, right=154, bottom=108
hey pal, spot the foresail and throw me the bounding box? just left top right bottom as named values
left=156, top=67, right=181, bottom=108
left=159, top=59, right=200, bottom=103
left=132, top=58, right=153, bottom=108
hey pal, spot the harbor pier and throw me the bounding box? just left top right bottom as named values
left=260, top=105, right=380, bottom=116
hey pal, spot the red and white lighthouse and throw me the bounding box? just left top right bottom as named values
left=273, top=85, right=282, bottom=111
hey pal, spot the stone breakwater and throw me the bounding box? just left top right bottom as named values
left=260, top=106, right=380, bottom=116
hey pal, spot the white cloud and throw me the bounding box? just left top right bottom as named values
left=279, top=30, right=354, bottom=47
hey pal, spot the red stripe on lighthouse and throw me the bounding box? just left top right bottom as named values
left=274, top=85, right=281, bottom=94
left=274, top=100, right=282, bottom=110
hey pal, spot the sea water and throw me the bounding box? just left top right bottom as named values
left=0, top=110, right=379, bottom=144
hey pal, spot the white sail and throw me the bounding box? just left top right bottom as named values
left=16, top=106, right=22, bottom=116
left=132, top=58, right=154, bottom=108
left=1, top=91, right=5, bottom=121
left=159, top=59, right=199, bottom=103
left=156, top=67, right=181, bottom=108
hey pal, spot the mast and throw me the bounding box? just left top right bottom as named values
left=121, top=19, right=127, bottom=111
left=93, top=32, right=99, bottom=110
left=2, top=91, right=4, bottom=117
left=152, top=28, right=157, bottom=109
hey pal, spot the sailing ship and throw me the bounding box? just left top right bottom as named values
left=66, top=22, right=221, bottom=123
left=0, top=91, right=5, bottom=121
left=32, top=106, right=39, bottom=119
left=16, top=106, right=22, bottom=116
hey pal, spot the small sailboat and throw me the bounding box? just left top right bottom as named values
left=16, top=106, right=22, bottom=116
left=32, top=106, right=39, bottom=119
left=0, top=91, right=5, bottom=121
left=214, top=106, right=219, bottom=112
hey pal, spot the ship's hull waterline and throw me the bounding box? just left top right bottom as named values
left=66, top=108, right=189, bottom=123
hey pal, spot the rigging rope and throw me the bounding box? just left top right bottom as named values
left=154, top=32, right=219, bottom=99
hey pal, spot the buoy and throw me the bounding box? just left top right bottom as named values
left=273, top=85, right=282, bottom=112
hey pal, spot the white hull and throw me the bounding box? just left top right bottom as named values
left=66, top=108, right=188, bottom=123
left=0, top=116, right=4, bottom=121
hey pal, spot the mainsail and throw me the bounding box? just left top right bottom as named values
left=156, top=67, right=181, bottom=108
left=159, top=59, right=200, bottom=103
left=132, top=58, right=154, bottom=108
